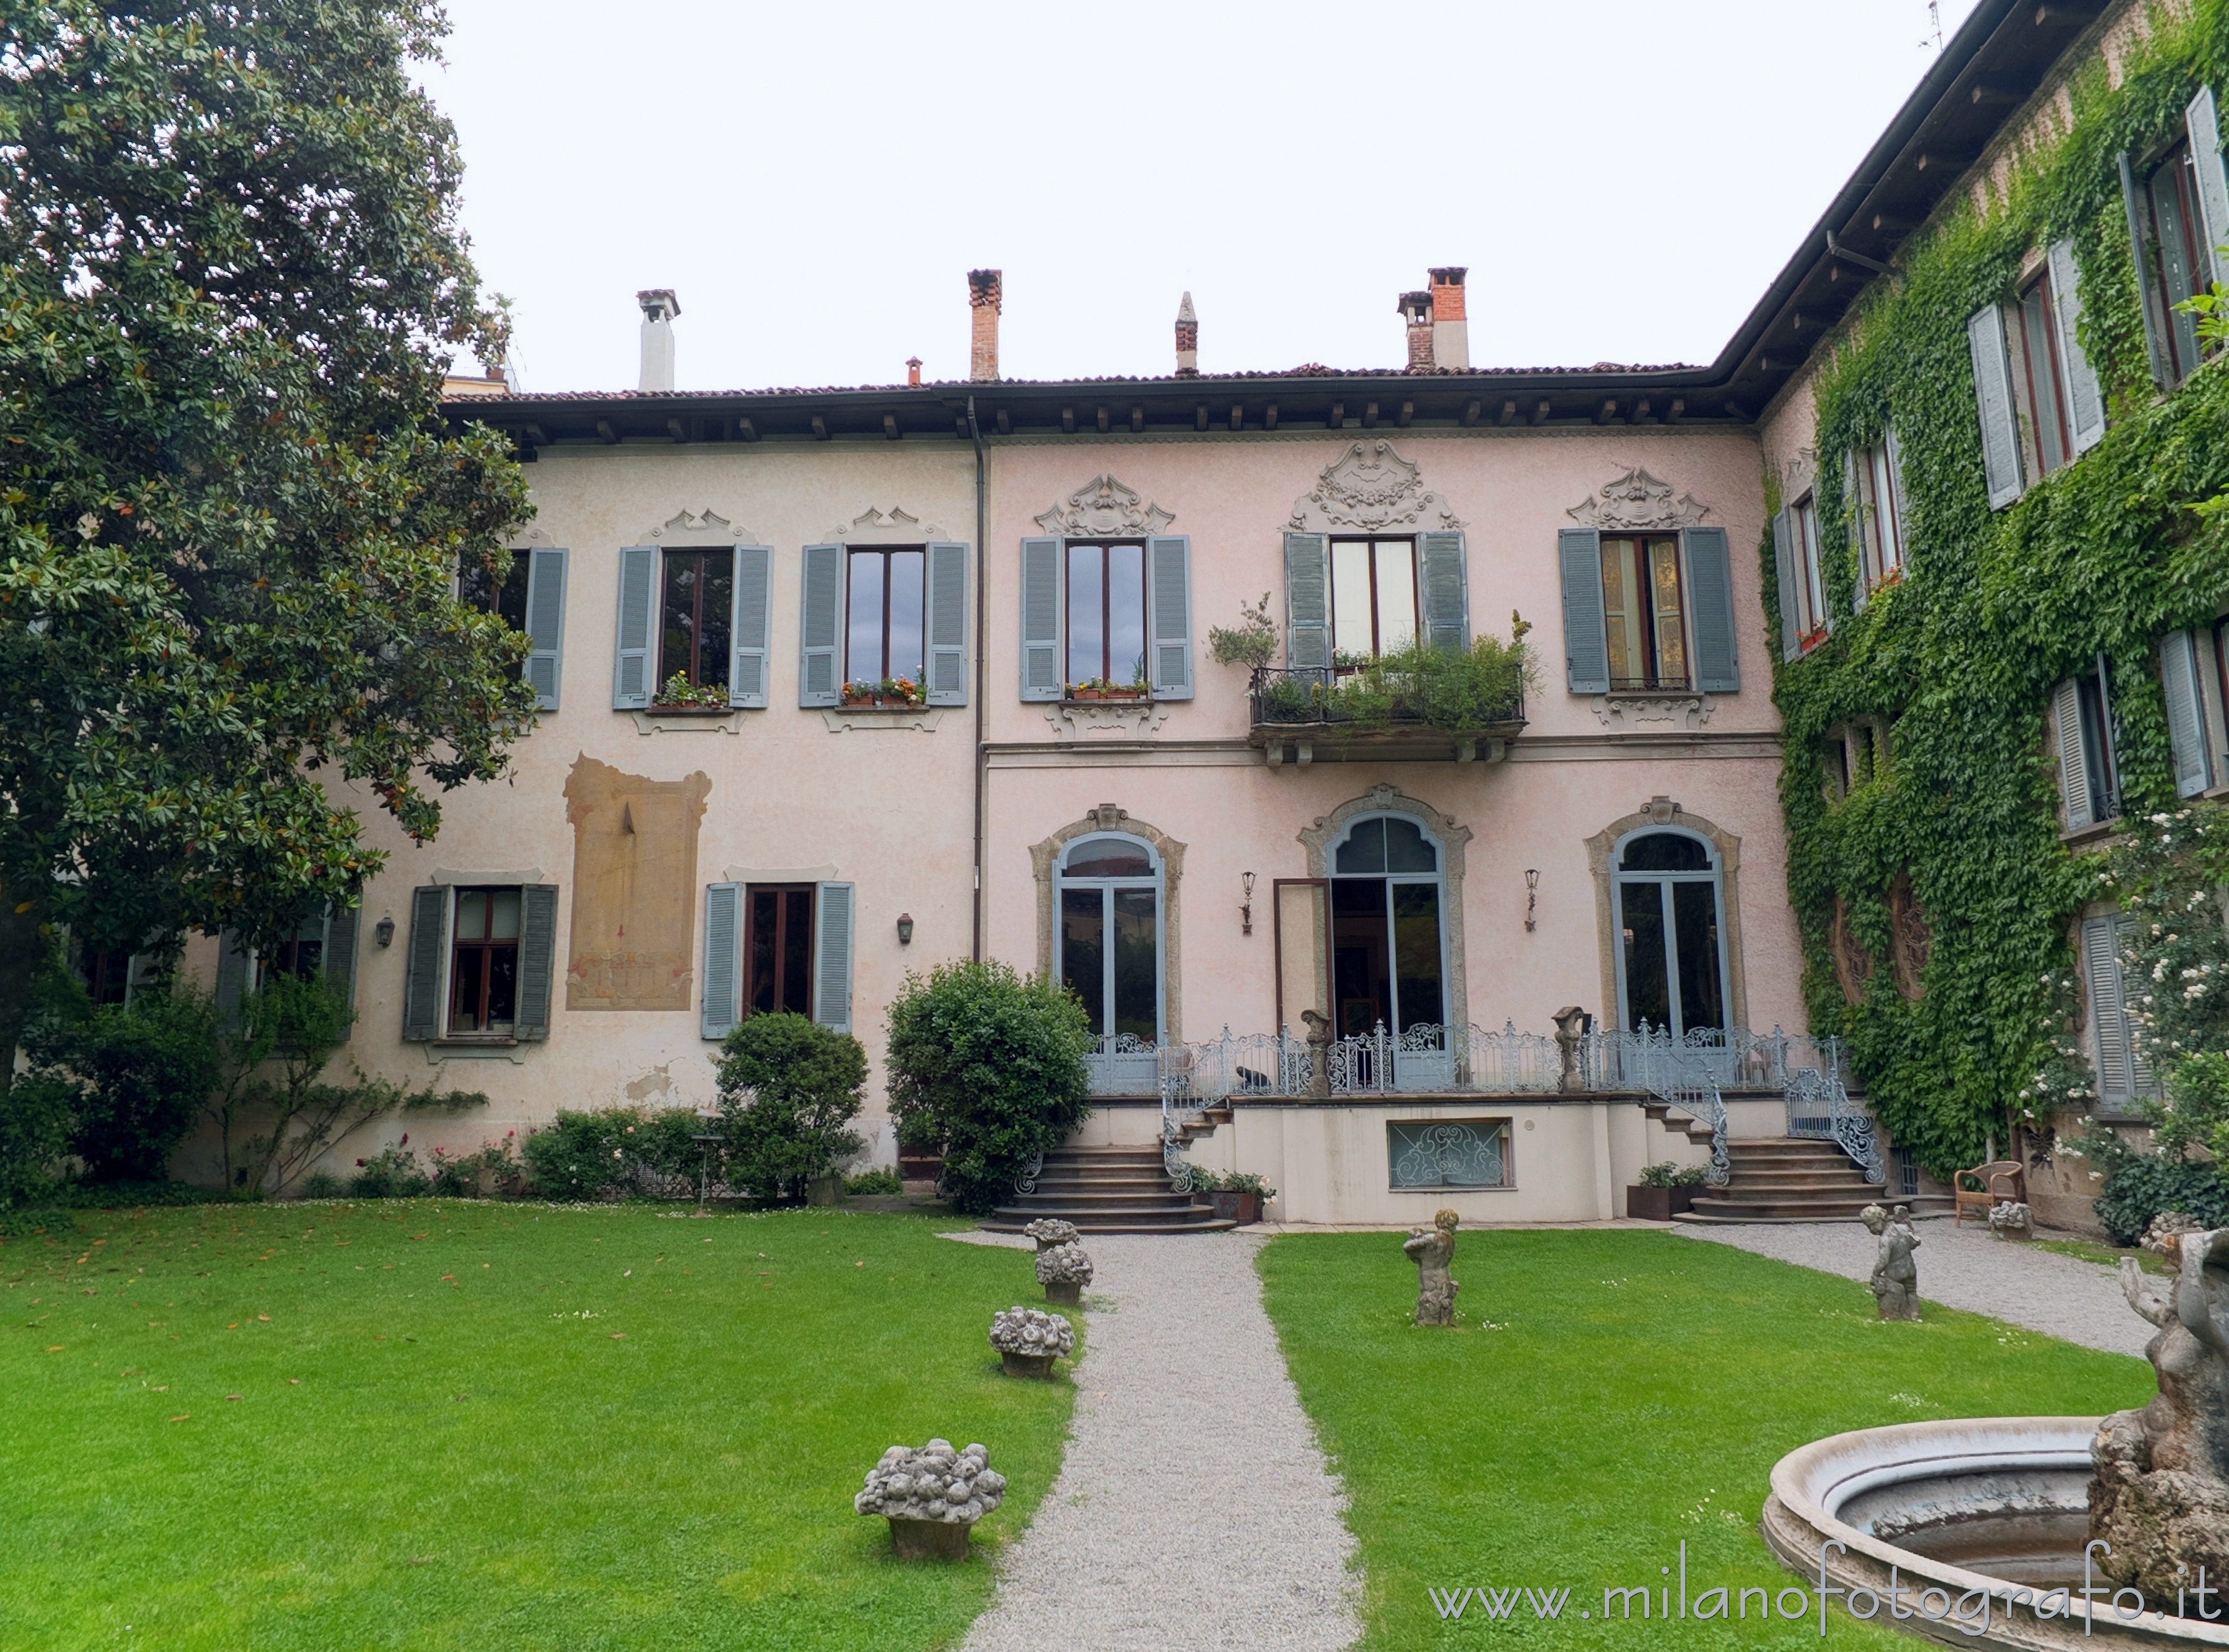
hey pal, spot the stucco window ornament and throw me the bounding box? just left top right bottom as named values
left=1043, top=700, right=1171, bottom=740
left=821, top=505, right=955, bottom=544
left=640, top=508, right=756, bottom=546
left=1033, top=474, right=1175, bottom=539
left=1589, top=693, right=1716, bottom=730
left=1287, top=440, right=1462, bottom=534
left=1565, top=467, right=1708, bottom=533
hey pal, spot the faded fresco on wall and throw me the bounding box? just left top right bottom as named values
left=563, top=755, right=712, bottom=1011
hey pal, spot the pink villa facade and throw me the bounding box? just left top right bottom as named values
left=159, top=0, right=2180, bottom=1222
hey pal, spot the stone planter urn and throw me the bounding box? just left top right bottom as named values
left=855, top=1439, right=1005, bottom=1560
left=1988, top=1199, right=2034, bottom=1241
left=989, top=1304, right=1074, bottom=1378
left=1023, top=1219, right=1094, bottom=1305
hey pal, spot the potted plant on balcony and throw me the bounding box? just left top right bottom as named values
left=653, top=672, right=730, bottom=712
left=1190, top=1169, right=1274, bottom=1225
left=1626, top=1160, right=1707, bottom=1221
left=1207, top=593, right=1277, bottom=670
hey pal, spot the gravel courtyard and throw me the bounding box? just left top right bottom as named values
left=944, top=1231, right=1361, bottom=1652
left=1678, top=1218, right=2155, bottom=1358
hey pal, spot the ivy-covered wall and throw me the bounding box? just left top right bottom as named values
left=1765, top=0, right=2229, bottom=1179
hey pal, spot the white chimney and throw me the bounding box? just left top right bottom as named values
left=637, top=289, right=679, bottom=392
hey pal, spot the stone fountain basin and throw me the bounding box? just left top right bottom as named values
left=1763, top=1418, right=2229, bottom=1650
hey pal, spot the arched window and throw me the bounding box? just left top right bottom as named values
left=1612, top=828, right=1729, bottom=1036
left=1330, top=814, right=1447, bottom=1041
left=1056, top=834, right=1164, bottom=1047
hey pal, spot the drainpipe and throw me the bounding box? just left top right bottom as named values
left=969, top=395, right=987, bottom=963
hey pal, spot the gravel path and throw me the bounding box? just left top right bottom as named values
left=1677, top=1221, right=2154, bottom=1359
left=944, top=1231, right=1360, bottom=1652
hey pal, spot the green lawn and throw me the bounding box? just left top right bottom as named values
left=1258, top=1230, right=2152, bottom=1650
left=1, top=1202, right=1073, bottom=1651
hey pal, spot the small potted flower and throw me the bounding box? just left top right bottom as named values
left=1192, top=1169, right=1274, bottom=1225
left=1626, top=1160, right=1707, bottom=1221
left=652, top=671, right=730, bottom=712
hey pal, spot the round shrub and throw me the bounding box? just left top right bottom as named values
left=715, top=1011, right=867, bottom=1201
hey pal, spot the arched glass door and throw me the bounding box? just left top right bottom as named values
left=1330, top=815, right=1450, bottom=1087
left=1612, top=829, right=1729, bottom=1038
left=1057, top=835, right=1164, bottom=1088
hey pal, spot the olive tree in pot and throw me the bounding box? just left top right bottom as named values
left=1626, top=1160, right=1708, bottom=1221
left=886, top=960, right=1092, bottom=1217
left=715, top=1012, right=867, bottom=1204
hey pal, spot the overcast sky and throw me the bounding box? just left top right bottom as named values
left=421, top=1, right=1983, bottom=394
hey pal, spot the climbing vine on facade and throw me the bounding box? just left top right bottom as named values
left=1767, top=1, right=2229, bottom=1178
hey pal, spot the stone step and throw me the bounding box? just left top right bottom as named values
left=1003, top=1191, right=1211, bottom=1209
left=979, top=1215, right=1238, bottom=1235
left=1675, top=1195, right=1953, bottom=1226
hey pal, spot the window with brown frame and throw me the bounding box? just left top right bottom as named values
left=658, top=548, right=734, bottom=691
left=1599, top=535, right=1691, bottom=690
left=745, top=884, right=815, bottom=1018
left=2010, top=268, right=2076, bottom=479
left=2136, top=140, right=2213, bottom=386
left=449, top=887, right=521, bottom=1035
left=1329, top=537, right=1419, bottom=660
left=846, top=548, right=926, bottom=688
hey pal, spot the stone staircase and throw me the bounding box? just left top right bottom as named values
left=978, top=1143, right=1235, bottom=1235
left=1674, top=1137, right=1951, bottom=1224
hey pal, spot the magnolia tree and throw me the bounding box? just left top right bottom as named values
left=0, top=3, right=535, bottom=1093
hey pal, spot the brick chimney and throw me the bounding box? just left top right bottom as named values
left=968, top=269, right=1002, bottom=382
left=1428, top=267, right=1469, bottom=369
left=907, top=355, right=922, bottom=386
left=1399, top=290, right=1434, bottom=372
left=637, top=289, right=679, bottom=392
left=1175, top=291, right=1198, bottom=376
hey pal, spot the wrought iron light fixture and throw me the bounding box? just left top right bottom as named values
left=1241, top=871, right=1256, bottom=936
left=374, top=913, right=396, bottom=948
left=1524, top=869, right=1539, bottom=933
left=896, top=912, right=915, bottom=945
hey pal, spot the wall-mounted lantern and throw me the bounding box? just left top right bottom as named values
left=374, top=913, right=396, bottom=948
left=896, top=912, right=915, bottom=946
left=1241, top=871, right=1256, bottom=936
left=1524, top=869, right=1539, bottom=934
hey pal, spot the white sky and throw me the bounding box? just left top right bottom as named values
left=421, top=0, right=1983, bottom=394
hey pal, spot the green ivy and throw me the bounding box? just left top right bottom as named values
left=1766, top=1, right=2229, bottom=1178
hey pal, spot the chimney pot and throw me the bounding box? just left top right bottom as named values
left=1175, top=291, right=1199, bottom=376
left=968, top=269, right=1003, bottom=382
left=1400, top=290, right=1435, bottom=373
left=1427, top=266, right=1469, bottom=369
left=907, top=355, right=922, bottom=387
left=636, top=289, right=679, bottom=393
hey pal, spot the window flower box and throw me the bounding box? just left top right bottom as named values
left=842, top=678, right=925, bottom=709
left=1066, top=680, right=1151, bottom=703
left=654, top=671, right=732, bottom=712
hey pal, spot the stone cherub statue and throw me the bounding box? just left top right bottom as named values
left=1862, top=1202, right=1921, bottom=1320
left=2089, top=1217, right=2229, bottom=1601
left=1404, top=1208, right=1460, bottom=1326
left=1300, top=1008, right=1335, bottom=1099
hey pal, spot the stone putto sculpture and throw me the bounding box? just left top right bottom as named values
left=2089, top=1219, right=2229, bottom=1601
left=856, top=1439, right=1007, bottom=1560
left=1862, top=1202, right=1921, bottom=1320
left=989, top=1304, right=1075, bottom=1378
left=1404, top=1208, right=1460, bottom=1326
left=1301, top=1008, right=1335, bottom=1099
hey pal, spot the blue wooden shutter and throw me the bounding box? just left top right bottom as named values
left=1683, top=527, right=1739, bottom=694
left=2047, top=239, right=2106, bottom=457
left=523, top=547, right=568, bottom=711
left=702, top=882, right=741, bottom=1039
left=325, top=904, right=360, bottom=1040
left=2054, top=679, right=2094, bottom=831
left=2083, top=912, right=2134, bottom=1111
left=214, top=930, right=252, bottom=1031
left=612, top=546, right=657, bottom=709
left=1283, top=532, right=1329, bottom=670
left=1147, top=534, right=1194, bottom=699
left=2162, top=630, right=2215, bottom=798
left=2189, top=86, right=2229, bottom=289
left=2121, top=151, right=2175, bottom=390
left=926, top=541, right=969, bottom=705
left=1557, top=528, right=1608, bottom=694
left=1418, top=531, right=1469, bottom=655
left=515, top=884, right=558, bottom=1041
left=813, top=881, right=855, bottom=1032
left=401, top=886, right=448, bottom=1041
left=1846, top=450, right=1870, bottom=613
left=1770, top=509, right=1800, bottom=661
left=799, top=543, right=843, bottom=707
left=1884, top=426, right=1908, bottom=551
left=1967, top=305, right=2024, bottom=510
left=729, top=544, right=770, bottom=709
left=1020, top=537, right=1062, bottom=699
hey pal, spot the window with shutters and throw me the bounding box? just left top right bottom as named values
left=2135, top=140, right=2215, bottom=387
left=1330, top=537, right=1420, bottom=661
left=1851, top=439, right=1908, bottom=592
left=1599, top=535, right=1691, bottom=691
left=2055, top=664, right=2123, bottom=831
left=658, top=548, right=733, bottom=693
left=1789, top=495, right=1829, bottom=650
left=449, top=887, right=521, bottom=1035
left=745, top=884, right=815, bottom=1018
left=459, top=553, right=529, bottom=631
left=846, top=547, right=926, bottom=690
left=2083, top=909, right=2158, bottom=1117
left=2161, top=624, right=2229, bottom=799
left=2010, top=267, right=2079, bottom=479
left=81, top=947, right=133, bottom=1006
left=1065, top=542, right=1148, bottom=688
